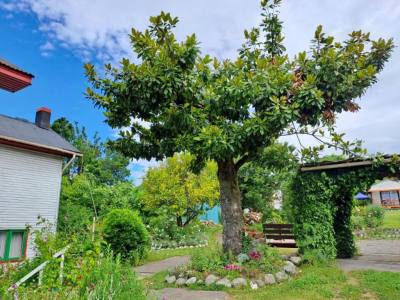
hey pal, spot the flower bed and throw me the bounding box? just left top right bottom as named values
left=354, top=228, right=400, bottom=239
left=149, top=222, right=208, bottom=250
left=164, top=243, right=302, bottom=289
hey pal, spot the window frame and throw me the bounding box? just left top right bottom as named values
left=0, top=229, right=27, bottom=262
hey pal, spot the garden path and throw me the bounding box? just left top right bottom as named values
left=150, top=288, right=229, bottom=300
left=134, top=256, right=191, bottom=278
left=338, top=240, right=400, bottom=272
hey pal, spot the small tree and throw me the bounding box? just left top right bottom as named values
left=141, top=153, right=219, bottom=226
left=86, top=1, right=393, bottom=254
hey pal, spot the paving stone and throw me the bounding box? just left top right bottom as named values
left=134, top=256, right=190, bottom=279
left=154, top=288, right=229, bottom=300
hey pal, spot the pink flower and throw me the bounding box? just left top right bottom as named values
left=249, top=250, right=261, bottom=260
left=224, top=264, right=241, bottom=271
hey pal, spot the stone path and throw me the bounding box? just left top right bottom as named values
left=150, top=288, right=229, bottom=300
left=134, top=256, right=191, bottom=278
left=338, top=240, right=400, bottom=272
left=135, top=255, right=230, bottom=299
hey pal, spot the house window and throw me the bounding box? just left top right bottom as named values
left=0, top=230, right=27, bottom=261
left=380, top=191, right=400, bottom=206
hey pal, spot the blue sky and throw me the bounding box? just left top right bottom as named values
left=0, top=10, right=109, bottom=139
left=1, top=0, right=400, bottom=183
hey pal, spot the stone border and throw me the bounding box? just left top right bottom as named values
left=165, top=255, right=302, bottom=289
left=151, top=242, right=208, bottom=251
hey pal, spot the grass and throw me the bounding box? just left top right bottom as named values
left=139, top=226, right=221, bottom=264
left=353, top=270, right=400, bottom=300
left=142, top=225, right=400, bottom=299
left=382, top=209, right=400, bottom=228
left=144, top=260, right=400, bottom=300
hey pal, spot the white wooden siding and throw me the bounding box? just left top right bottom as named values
left=0, top=144, right=63, bottom=258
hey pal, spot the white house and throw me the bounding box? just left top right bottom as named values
left=0, top=109, right=81, bottom=262
left=0, top=58, right=81, bottom=262
left=368, top=179, right=400, bottom=208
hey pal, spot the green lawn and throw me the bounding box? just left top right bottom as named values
left=145, top=263, right=400, bottom=300
left=382, top=209, right=400, bottom=228
left=142, top=225, right=400, bottom=299
left=139, top=226, right=221, bottom=264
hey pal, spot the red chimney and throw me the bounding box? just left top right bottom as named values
left=35, top=107, right=51, bottom=129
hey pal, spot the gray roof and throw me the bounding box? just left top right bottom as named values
left=0, top=58, right=34, bottom=77
left=0, top=114, right=80, bottom=155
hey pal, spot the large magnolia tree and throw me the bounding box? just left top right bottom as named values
left=85, top=0, right=393, bottom=254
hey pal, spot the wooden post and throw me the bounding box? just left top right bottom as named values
left=60, top=253, right=65, bottom=285
left=38, top=269, right=43, bottom=286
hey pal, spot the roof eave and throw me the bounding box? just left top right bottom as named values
left=0, top=64, right=33, bottom=92
left=0, top=135, right=82, bottom=158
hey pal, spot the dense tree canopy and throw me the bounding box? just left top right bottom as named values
left=85, top=0, right=393, bottom=253
left=141, top=152, right=219, bottom=226
left=239, top=142, right=297, bottom=212
left=52, top=117, right=139, bottom=235
left=52, top=117, right=131, bottom=185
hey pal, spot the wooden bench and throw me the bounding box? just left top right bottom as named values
left=263, top=223, right=297, bottom=248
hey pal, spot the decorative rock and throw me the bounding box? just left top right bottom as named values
left=216, top=278, right=232, bottom=288
left=186, top=277, right=197, bottom=285
left=275, top=271, right=289, bottom=282
left=290, top=256, right=302, bottom=266
left=255, top=279, right=265, bottom=287
left=232, top=277, right=247, bottom=287
left=205, top=274, right=219, bottom=286
left=167, top=267, right=176, bottom=275
left=165, top=275, right=176, bottom=284
left=250, top=281, right=258, bottom=290
left=264, top=273, right=276, bottom=285
left=176, top=278, right=186, bottom=286
left=284, top=261, right=297, bottom=275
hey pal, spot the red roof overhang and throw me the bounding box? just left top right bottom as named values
left=0, top=63, right=33, bottom=92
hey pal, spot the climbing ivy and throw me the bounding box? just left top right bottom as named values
left=290, top=156, right=400, bottom=259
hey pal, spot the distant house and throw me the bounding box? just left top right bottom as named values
left=0, top=58, right=81, bottom=263
left=368, top=179, right=400, bottom=208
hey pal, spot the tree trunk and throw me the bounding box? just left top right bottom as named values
left=217, top=159, right=243, bottom=255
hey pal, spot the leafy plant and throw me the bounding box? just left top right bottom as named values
left=80, top=252, right=146, bottom=300
left=103, top=209, right=150, bottom=262
left=141, top=153, right=219, bottom=227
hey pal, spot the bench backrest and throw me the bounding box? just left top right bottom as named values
left=263, top=223, right=295, bottom=240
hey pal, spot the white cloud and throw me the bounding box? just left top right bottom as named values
left=129, top=158, right=159, bottom=185
left=2, top=0, right=400, bottom=168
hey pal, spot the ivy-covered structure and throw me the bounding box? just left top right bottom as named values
left=290, top=155, right=400, bottom=259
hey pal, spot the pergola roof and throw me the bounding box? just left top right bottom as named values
left=0, top=58, right=34, bottom=92
left=301, top=155, right=396, bottom=172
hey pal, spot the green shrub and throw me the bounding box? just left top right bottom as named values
left=364, top=205, right=384, bottom=228
left=103, top=209, right=150, bottom=261
left=353, top=205, right=385, bottom=229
